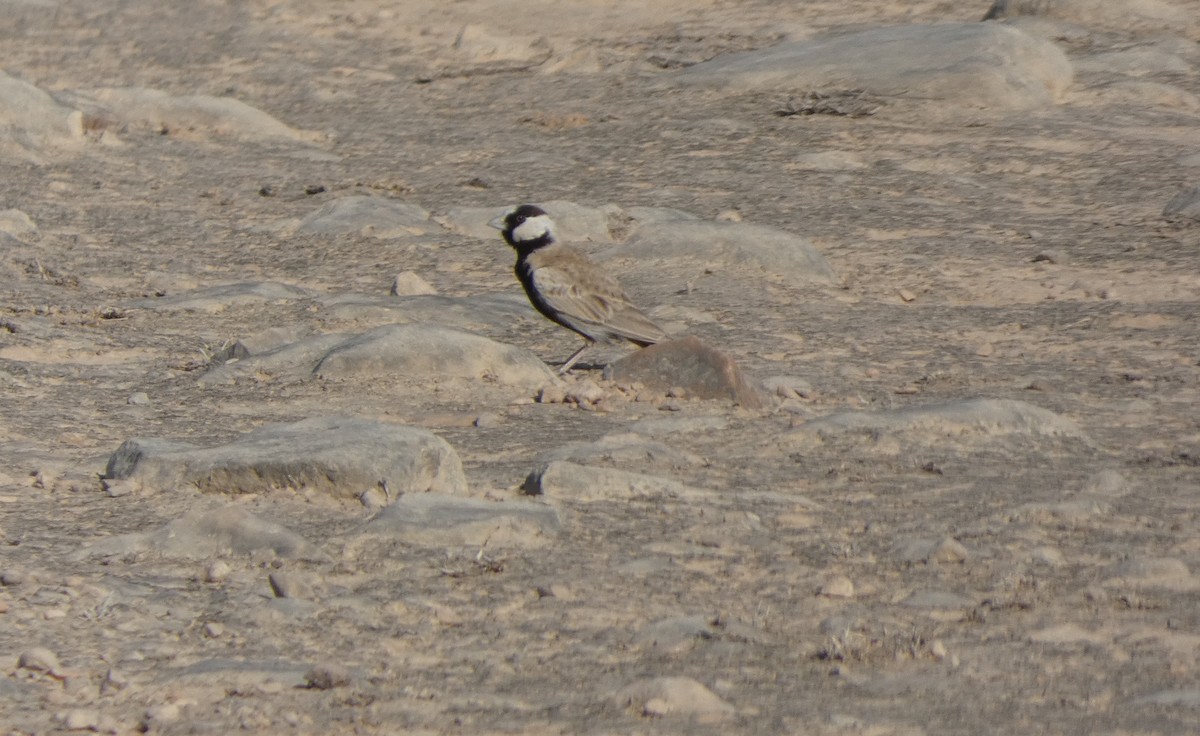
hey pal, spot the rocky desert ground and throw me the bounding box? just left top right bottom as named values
left=2, top=0, right=1200, bottom=733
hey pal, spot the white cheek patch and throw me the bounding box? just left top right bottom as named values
left=513, top=214, right=553, bottom=243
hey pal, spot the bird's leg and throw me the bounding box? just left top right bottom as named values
left=557, top=341, right=593, bottom=374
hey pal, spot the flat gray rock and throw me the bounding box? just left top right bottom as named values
left=103, top=416, right=467, bottom=498
left=319, top=292, right=534, bottom=331
left=675, top=23, right=1072, bottom=109
left=611, top=676, right=734, bottom=718
left=314, top=323, right=555, bottom=387
left=793, top=398, right=1087, bottom=441
left=0, top=209, right=39, bottom=240
left=522, top=460, right=707, bottom=502
left=359, top=493, right=561, bottom=547
left=1164, top=186, right=1200, bottom=221
left=295, top=197, right=433, bottom=237
left=79, top=506, right=323, bottom=561
left=125, top=282, right=313, bottom=313
left=86, top=87, right=322, bottom=143
left=200, top=333, right=355, bottom=385
left=0, top=70, right=83, bottom=159
left=603, top=336, right=766, bottom=409
left=607, top=220, right=837, bottom=285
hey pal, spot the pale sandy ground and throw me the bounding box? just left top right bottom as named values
left=2, top=0, right=1200, bottom=733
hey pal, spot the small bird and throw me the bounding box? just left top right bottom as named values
left=489, top=204, right=666, bottom=373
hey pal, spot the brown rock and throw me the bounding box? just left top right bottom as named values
left=603, top=337, right=764, bottom=409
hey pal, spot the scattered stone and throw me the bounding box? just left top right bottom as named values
left=634, top=616, right=733, bottom=653
left=818, top=575, right=855, bottom=599
left=762, top=375, right=813, bottom=399
left=564, top=379, right=606, bottom=406
left=204, top=560, right=232, bottom=583
left=902, top=590, right=974, bottom=609
left=1104, top=557, right=1196, bottom=591
left=62, top=708, right=101, bottom=731
left=1163, top=186, right=1200, bottom=221
left=929, top=538, right=970, bottom=564
left=314, top=324, right=555, bottom=387
left=1032, top=249, right=1066, bottom=264
left=268, top=572, right=312, bottom=600
left=604, top=336, right=765, bottom=409
left=199, top=333, right=354, bottom=385
left=0, top=209, right=38, bottom=240
left=792, top=398, right=1087, bottom=442
left=675, top=23, right=1072, bottom=109
left=124, top=281, right=313, bottom=313
left=793, top=150, right=868, bottom=171
left=359, top=493, right=561, bottom=548
left=294, top=196, right=431, bottom=237
left=537, top=383, right=568, bottom=404
left=18, top=647, right=63, bottom=676
left=86, top=87, right=322, bottom=143
left=612, top=676, right=735, bottom=719
left=895, top=537, right=969, bottom=564
left=1, top=569, right=27, bottom=586
left=304, top=663, right=352, bottom=690
left=359, top=486, right=389, bottom=511
left=538, top=433, right=705, bottom=470
left=612, top=219, right=837, bottom=285
left=141, top=703, right=181, bottom=730
left=1008, top=498, right=1111, bottom=526
left=0, top=70, right=84, bottom=160
left=100, top=668, right=128, bottom=695
left=451, top=24, right=549, bottom=64
left=1082, top=469, right=1130, bottom=498
left=127, top=391, right=151, bottom=405
left=81, top=506, right=324, bottom=561
left=523, top=460, right=704, bottom=502
left=390, top=271, right=437, bottom=296
left=473, top=412, right=502, bottom=428
left=203, top=622, right=224, bottom=638
left=1030, top=546, right=1066, bottom=566
left=102, top=416, right=467, bottom=498
left=321, top=292, right=534, bottom=332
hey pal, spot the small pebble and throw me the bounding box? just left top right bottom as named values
left=390, top=271, right=437, bottom=296
left=897, top=288, right=916, bottom=302
left=204, top=561, right=231, bottom=583
left=1, top=569, right=27, bottom=586
left=304, top=663, right=352, bottom=690
left=142, top=703, right=181, bottom=729
left=566, top=380, right=605, bottom=405
left=63, top=708, right=100, bottom=731
left=203, top=622, right=225, bottom=638
left=818, top=575, right=855, bottom=599
left=359, top=486, right=389, bottom=511
left=474, top=412, right=502, bottom=428
left=18, top=647, right=61, bottom=675
left=101, top=668, right=128, bottom=695
left=930, top=538, right=969, bottom=564
left=127, top=392, right=151, bottom=406
left=537, top=384, right=566, bottom=404
left=268, top=571, right=311, bottom=600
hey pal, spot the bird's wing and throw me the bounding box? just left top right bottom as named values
left=531, top=264, right=666, bottom=345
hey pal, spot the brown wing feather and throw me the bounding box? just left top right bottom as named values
left=528, top=247, right=666, bottom=346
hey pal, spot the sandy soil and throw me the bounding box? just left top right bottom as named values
left=2, top=0, right=1199, bottom=733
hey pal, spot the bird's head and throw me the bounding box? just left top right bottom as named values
left=488, top=204, right=556, bottom=251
